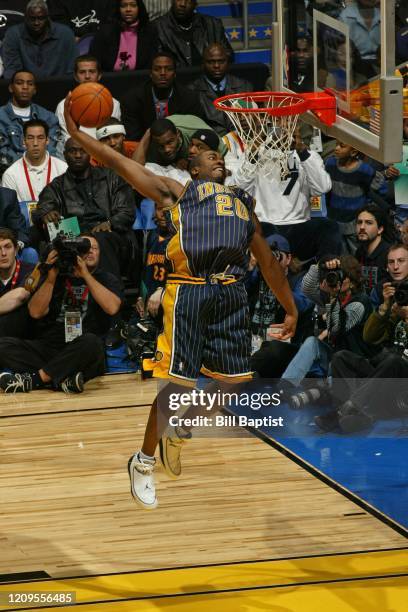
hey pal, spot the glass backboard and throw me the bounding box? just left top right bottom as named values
left=272, top=0, right=407, bottom=163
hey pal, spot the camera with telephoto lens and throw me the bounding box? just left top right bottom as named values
left=392, top=280, right=408, bottom=307
left=319, top=262, right=344, bottom=288
left=52, top=236, right=91, bottom=274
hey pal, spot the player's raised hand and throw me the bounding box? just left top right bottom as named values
left=64, top=93, right=79, bottom=137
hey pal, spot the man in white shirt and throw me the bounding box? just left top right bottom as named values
left=55, top=54, right=121, bottom=149
left=2, top=119, right=67, bottom=202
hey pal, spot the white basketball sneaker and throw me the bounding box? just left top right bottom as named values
left=127, top=453, right=158, bottom=509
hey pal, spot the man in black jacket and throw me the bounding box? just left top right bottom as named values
left=33, top=138, right=136, bottom=278
left=122, top=51, right=202, bottom=140
left=154, top=0, right=232, bottom=68
left=192, top=43, right=252, bottom=135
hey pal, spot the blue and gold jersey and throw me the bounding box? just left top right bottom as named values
left=165, top=180, right=255, bottom=278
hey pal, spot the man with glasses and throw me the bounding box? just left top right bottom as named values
left=2, top=0, right=77, bottom=80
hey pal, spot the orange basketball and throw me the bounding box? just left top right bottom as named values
left=70, top=82, right=113, bottom=128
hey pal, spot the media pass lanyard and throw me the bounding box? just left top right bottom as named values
left=5, top=260, right=21, bottom=290
left=64, top=280, right=89, bottom=342
left=22, top=157, right=52, bottom=201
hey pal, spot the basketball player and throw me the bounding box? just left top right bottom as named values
left=64, top=96, right=298, bottom=509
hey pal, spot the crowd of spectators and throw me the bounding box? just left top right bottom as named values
left=0, top=0, right=406, bottom=437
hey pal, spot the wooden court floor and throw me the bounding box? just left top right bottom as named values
left=0, top=373, right=407, bottom=610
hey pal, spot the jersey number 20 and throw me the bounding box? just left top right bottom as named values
left=215, top=195, right=249, bottom=220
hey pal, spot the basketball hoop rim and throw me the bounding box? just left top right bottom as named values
left=214, top=90, right=337, bottom=126
left=213, top=91, right=310, bottom=117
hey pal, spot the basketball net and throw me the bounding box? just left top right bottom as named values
left=215, top=91, right=337, bottom=181
left=216, top=93, right=304, bottom=181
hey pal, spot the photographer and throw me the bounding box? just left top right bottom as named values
left=0, top=228, right=35, bottom=339
left=317, top=257, right=408, bottom=432
left=0, top=234, right=122, bottom=394
left=370, top=243, right=408, bottom=309
left=280, top=255, right=374, bottom=389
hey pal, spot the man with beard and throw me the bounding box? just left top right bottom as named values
left=354, top=204, right=392, bottom=293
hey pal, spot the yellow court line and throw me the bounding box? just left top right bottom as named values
left=0, top=549, right=407, bottom=609
left=7, top=576, right=406, bottom=612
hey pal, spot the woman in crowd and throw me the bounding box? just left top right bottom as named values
left=90, top=0, right=157, bottom=72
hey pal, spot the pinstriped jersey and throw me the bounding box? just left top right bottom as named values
left=165, top=179, right=255, bottom=278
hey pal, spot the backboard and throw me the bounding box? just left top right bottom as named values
left=271, top=0, right=407, bottom=163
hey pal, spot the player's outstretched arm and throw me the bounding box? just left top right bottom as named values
left=63, top=95, right=183, bottom=206
left=250, top=231, right=298, bottom=340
